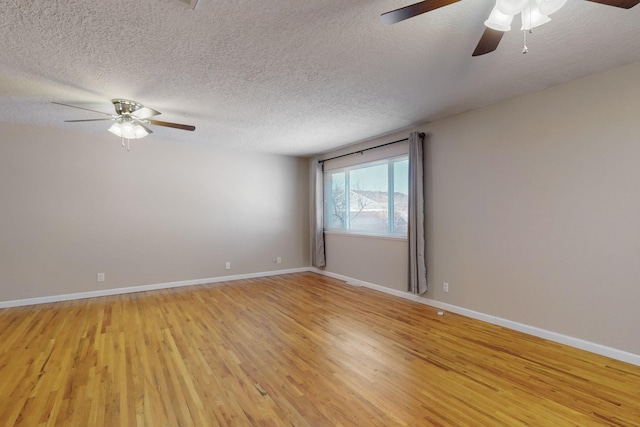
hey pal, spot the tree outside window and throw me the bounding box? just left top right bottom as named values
left=324, top=156, right=408, bottom=236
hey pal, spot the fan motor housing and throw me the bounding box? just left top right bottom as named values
left=112, top=99, right=143, bottom=115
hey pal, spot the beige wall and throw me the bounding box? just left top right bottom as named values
left=324, top=233, right=407, bottom=291
left=320, top=61, right=640, bottom=356
left=0, top=123, right=309, bottom=301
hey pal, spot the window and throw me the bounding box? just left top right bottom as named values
left=324, top=156, right=408, bottom=236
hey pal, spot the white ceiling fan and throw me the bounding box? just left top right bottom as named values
left=54, top=99, right=196, bottom=150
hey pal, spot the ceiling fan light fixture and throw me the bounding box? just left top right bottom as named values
left=108, top=120, right=149, bottom=139
left=485, top=6, right=514, bottom=31
left=520, top=2, right=551, bottom=30
left=496, top=0, right=529, bottom=15
left=108, top=122, right=122, bottom=137
left=133, top=124, right=149, bottom=139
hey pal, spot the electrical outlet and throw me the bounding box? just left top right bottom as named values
left=276, top=256, right=282, bottom=264
left=97, top=273, right=105, bottom=282
left=225, top=261, right=231, bottom=270
left=443, top=282, right=449, bottom=293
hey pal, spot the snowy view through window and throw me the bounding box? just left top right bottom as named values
left=324, top=157, right=408, bottom=236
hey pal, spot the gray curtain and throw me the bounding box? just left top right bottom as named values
left=408, top=132, right=427, bottom=294
left=311, top=159, right=326, bottom=268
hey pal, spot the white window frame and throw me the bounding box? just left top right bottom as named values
left=323, top=155, right=408, bottom=238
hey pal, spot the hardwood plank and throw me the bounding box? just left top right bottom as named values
left=0, top=272, right=638, bottom=426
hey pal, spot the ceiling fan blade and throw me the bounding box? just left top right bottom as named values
left=584, top=0, right=639, bottom=8
left=52, top=101, right=113, bottom=116
left=381, top=0, right=461, bottom=24
left=132, top=106, right=161, bottom=119
left=130, top=117, right=154, bottom=134
left=64, top=118, right=116, bottom=122
left=472, top=28, right=505, bottom=57
left=146, top=119, right=195, bottom=131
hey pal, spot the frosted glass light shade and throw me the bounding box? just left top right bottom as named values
left=134, top=124, right=149, bottom=138
left=520, top=3, right=550, bottom=30
left=496, top=0, right=528, bottom=15
left=485, top=6, right=514, bottom=32
left=108, top=121, right=149, bottom=139
left=108, top=122, right=122, bottom=136
left=484, top=0, right=562, bottom=40
left=121, top=121, right=136, bottom=139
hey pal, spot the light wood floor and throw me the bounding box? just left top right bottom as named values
left=1, top=272, right=639, bottom=426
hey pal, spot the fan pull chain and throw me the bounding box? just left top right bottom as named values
left=120, top=135, right=131, bottom=151
left=522, top=0, right=531, bottom=54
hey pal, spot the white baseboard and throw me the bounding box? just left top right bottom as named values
left=0, top=267, right=311, bottom=309
left=313, top=269, right=640, bottom=367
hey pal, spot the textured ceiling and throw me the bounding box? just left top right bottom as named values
left=1, top=0, right=639, bottom=156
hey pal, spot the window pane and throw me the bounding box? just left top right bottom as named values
left=323, top=155, right=408, bottom=237
left=349, top=164, right=388, bottom=233
left=393, top=159, right=409, bottom=234
left=325, top=172, right=346, bottom=229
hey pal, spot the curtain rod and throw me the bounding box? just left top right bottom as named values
left=318, top=133, right=424, bottom=164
